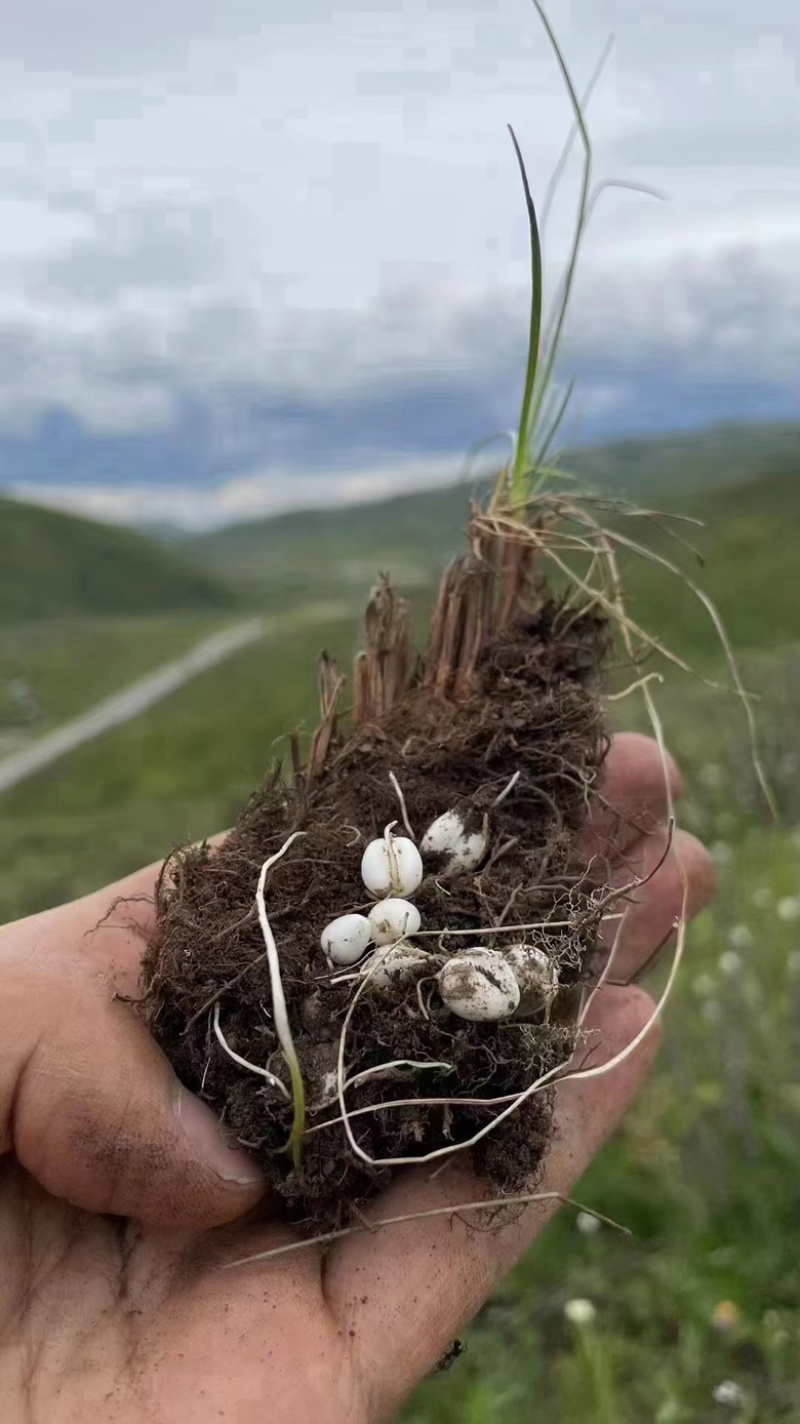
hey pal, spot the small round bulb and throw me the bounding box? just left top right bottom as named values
left=321, top=913, right=373, bottom=966
left=361, top=833, right=423, bottom=898
left=437, top=948, right=520, bottom=1021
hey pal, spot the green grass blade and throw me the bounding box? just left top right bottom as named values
left=534, top=376, right=577, bottom=468
left=507, top=123, right=544, bottom=503
left=540, top=33, right=614, bottom=232
left=536, top=180, right=663, bottom=429
left=523, top=1, right=593, bottom=493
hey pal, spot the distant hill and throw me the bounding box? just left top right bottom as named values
left=0, top=498, right=233, bottom=623
left=184, top=421, right=800, bottom=608
left=624, top=452, right=800, bottom=660
left=187, top=482, right=473, bottom=607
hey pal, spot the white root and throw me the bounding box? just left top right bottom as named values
left=578, top=903, right=628, bottom=1026
left=492, top=770, right=521, bottom=808
left=212, top=1003, right=291, bottom=1101
left=344, top=1059, right=455, bottom=1092
left=220, top=1192, right=629, bottom=1271
left=388, top=771, right=416, bottom=841
left=256, top=832, right=309, bottom=1168
left=412, top=915, right=623, bottom=940
left=606, top=672, right=664, bottom=703
left=305, top=1088, right=541, bottom=1137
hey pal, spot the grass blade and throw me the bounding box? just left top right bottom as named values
left=508, top=123, right=544, bottom=503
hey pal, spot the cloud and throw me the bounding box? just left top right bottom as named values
left=27, top=202, right=224, bottom=308
left=1, top=230, right=798, bottom=425
left=0, top=0, right=797, bottom=524
left=8, top=451, right=481, bottom=531
left=0, top=0, right=276, bottom=73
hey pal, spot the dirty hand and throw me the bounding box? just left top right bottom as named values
left=0, top=734, right=714, bottom=1424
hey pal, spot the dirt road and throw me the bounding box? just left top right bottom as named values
left=0, top=618, right=268, bottom=795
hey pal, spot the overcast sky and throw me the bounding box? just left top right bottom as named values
left=1, top=0, right=798, bottom=527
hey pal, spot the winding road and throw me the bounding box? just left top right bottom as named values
left=0, top=618, right=269, bottom=795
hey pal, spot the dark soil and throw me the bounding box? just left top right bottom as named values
left=142, top=581, right=612, bottom=1232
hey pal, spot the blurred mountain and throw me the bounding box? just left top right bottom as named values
left=183, top=421, right=800, bottom=607
left=0, top=497, right=233, bottom=623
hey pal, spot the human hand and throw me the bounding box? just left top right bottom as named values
left=0, top=734, right=714, bottom=1423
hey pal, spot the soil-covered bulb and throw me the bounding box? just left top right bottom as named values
left=366, top=941, right=430, bottom=988
left=504, top=943, right=559, bottom=1014
left=420, top=810, right=488, bottom=872
left=438, top=947, right=520, bottom=1021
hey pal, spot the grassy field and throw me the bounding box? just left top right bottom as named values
left=0, top=611, right=354, bottom=922
left=0, top=614, right=234, bottom=733
left=1, top=431, right=799, bottom=1418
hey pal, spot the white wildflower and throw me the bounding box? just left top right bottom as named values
left=699, top=763, right=724, bottom=789
left=777, top=896, right=800, bottom=923
left=564, top=1298, right=596, bottom=1326
left=576, top=1212, right=601, bottom=1237
left=728, top=924, right=753, bottom=951
left=713, top=1379, right=745, bottom=1408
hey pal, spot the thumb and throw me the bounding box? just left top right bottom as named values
left=2, top=953, right=264, bottom=1228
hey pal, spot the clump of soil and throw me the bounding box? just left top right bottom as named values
left=143, top=531, right=614, bottom=1231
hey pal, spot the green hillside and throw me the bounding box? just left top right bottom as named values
left=0, top=615, right=231, bottom=731
left=0, top=497, right=233, bottom=623
left=185, top=421, right=800, bottom=606
left=617, top=458, right=800, bottom=661
left=187, top=482, right=470, bottom=604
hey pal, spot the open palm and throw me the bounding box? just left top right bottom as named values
left=0, top=735, right=714, bottom=1423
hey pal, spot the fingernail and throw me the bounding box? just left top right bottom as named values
left=175, top=1089, right=264, bottom=1187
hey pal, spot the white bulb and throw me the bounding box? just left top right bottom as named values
left=437, top=948, right=520, bottom=1022
left=368, top=897, right=422, bottom=946
left=321, top=913, right=373, bottom=966
left=366, top=941, right=430, bottom=989
left=361, top=833, right=423, bottom=898
left=420, top=810, right=487, bottom=872
left=504, top=943, right=558, bottom=1013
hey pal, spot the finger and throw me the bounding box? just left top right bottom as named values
left=327, top=985, right=658, bottom=1415
left=582, top=731, right=683, bottom=865
left=0, top=950, right=264, bottom=1229
left=599, top=828, right=716, bottom=985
